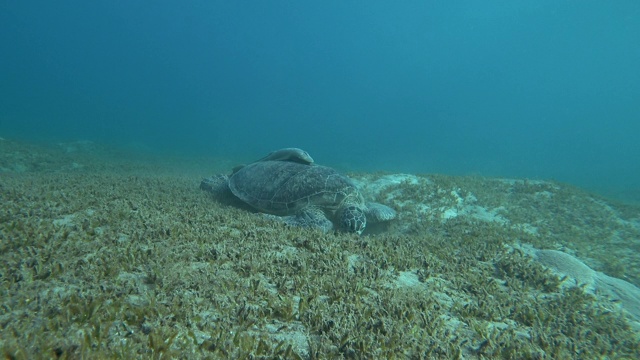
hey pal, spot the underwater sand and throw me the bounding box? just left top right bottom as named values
left=1, top=139, right=640, bottom=359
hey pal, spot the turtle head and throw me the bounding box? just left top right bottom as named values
left=340, top=205, right=366, bottom=235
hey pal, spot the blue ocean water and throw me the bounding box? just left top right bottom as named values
left=1, top=1, right=639, bottom=200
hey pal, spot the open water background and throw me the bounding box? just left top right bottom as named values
left=1, top=1, right=639, bottom=201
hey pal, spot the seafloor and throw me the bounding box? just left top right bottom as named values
left=1, top=138, right=640, bottom=359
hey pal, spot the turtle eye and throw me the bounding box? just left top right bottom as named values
left=341, top=206, right=366, bottom=234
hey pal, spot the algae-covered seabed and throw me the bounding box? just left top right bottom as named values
left=1, top=139, right=640, bottom=359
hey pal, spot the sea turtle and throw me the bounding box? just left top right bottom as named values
left=201, top=149, right=396, bottom=234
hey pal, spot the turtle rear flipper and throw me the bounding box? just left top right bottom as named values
left=365, top=202, right=397, bottom=223
left=201, top=175, right=250, bottom=208
left=200, top=175, right=230, bottom=195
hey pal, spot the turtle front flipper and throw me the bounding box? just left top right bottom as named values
left=290, top=206, right=334, bottom=232
left=340, top=205, right=367, bottom=235
left=365, top=202, right=397, bottom=223
left=277, top=206, right=334, bottom=233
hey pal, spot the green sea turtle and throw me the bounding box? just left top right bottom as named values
left=201, top=149, right=396, bottom=234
